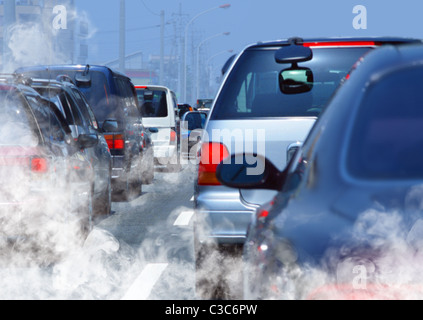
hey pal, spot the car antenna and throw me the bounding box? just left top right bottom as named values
left=83, top=64, right=90, bottom=75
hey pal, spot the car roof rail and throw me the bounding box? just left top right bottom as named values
left=0, top=73, right=33, bottom=86
left=30, top=78, right=63, bottom=86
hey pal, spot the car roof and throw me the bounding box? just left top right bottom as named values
left=347, top=42, right=423, bottom=85
left=16, top=64, right=129, bottom=79
left=135, top=85, right=170, bottom=90
left=245, top=36, right=422, bottom=49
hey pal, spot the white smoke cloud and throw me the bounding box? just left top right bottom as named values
left=270, top=203, right=423, bottom=300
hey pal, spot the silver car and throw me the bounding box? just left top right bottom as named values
left=193, top=36, right=420, bottom=298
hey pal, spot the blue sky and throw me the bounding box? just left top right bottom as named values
left=74, top=0, right=423, bottom=80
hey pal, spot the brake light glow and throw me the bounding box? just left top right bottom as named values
left=303, top=41, right=377, bottom=48
left=104, top=134, right=125, bottom=150
left=31, top=157, right=48, bottom=173
left=170, top=129, right=177, bottom=142
left=198, top=142, right=229, bottom=186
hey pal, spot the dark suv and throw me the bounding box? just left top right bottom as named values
left=16, top=65, right=145, bottom=200
left=0, top=79, right=97, bottom=253
left=28, top=77, right=112, bottom=215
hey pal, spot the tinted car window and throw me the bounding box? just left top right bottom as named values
left=26, top=95, right=68, bottom=143
left=348, top=66, right=423, bottom=179
left=138, top=89, right=169, bottom=118
left=211, top=47, right=371, bottom=120
left=71, top=88, right=99, bottom=129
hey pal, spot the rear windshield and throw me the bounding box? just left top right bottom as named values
left=136, top=88, right=169, bottom=118
left=211, top=47, right=371, bottom=120
left=0, top=90, right=39, bottom=146
left=348, top=66, right=423, bottom=180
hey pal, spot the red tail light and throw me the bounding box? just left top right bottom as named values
left=198, top=142, right=229, bottom=186
left=170, top=129, right=177, bottom=143
left=104, top=134, right=125, bottom=150
left=303, top=41, right=377, bottom=48
left=31, top=157, right=48, bottom=173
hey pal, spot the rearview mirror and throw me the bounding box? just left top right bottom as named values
left=279, top=67, right=314, bottom=94
left=216, top=154, right=285, bottom=191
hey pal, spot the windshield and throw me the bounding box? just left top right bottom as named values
left=348, top=66, right=423, bottom=180
left=211, top=47, right=371, bottom=120
left=136, top=88, right=169, bottom=118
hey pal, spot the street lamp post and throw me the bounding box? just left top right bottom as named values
left=182, top=4, right=230, bottom=103
left=196, top=32, right=230, bottom=101
left=119, top=0, right=126, bottom=73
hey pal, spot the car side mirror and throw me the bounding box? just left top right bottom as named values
left=182, top=111, right=205, bottom=130
left=148, top=127, right=159, bottom=134
left=216, top=153, right=286, bottom=191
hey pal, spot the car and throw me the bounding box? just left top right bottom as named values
left=196, top=99, right=213, bottom=115
left=217, top=42, right=423, bottom=300
left=139, top=120, right=156, bottom=184
left=180, top=111, right=208, bottom=160
left=0, top=79, right=97, bottom=260
left=176, top=103, right=194, bottom=119
left=16, top=65, right=145, bottom=200
left=135, top=85, right=180, bottom=171
left=28, top=76, right=113, bottom=215
left=193, top=36, right=422, bottom=299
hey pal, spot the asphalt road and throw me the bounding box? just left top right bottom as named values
left=100, top=163, right=198, bottom=300
left=0, top=163, right=200, bottom=300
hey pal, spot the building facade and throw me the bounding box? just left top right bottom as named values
left=0, top=0, right=88, bottom=70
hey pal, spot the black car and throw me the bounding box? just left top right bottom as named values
left=0, top=80, right=97, bottom=258
left=217, top=43, right=423, bottom=300
left=28, top=77, right=112, bottom=215
left=16, top=65, right=145, bottom=200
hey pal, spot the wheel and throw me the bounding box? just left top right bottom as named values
left=115, top=157, right=142, bottom=201
left=141, top=151, right=155, bottom=184
left=94, top=170, right=112, bottom=216
left=79, top=187, right=94, bottom=240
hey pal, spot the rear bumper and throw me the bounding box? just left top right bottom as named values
left=194, top=186, right=259, bottom=245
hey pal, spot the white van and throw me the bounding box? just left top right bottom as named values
left=135, top=85, right=179, bottom=170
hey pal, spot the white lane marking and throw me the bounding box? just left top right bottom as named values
left=173, top=211, right=194, bottom=226
left=121, top=263, right=168, bottom=300
left=190, top=196, right=194, bottom=202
